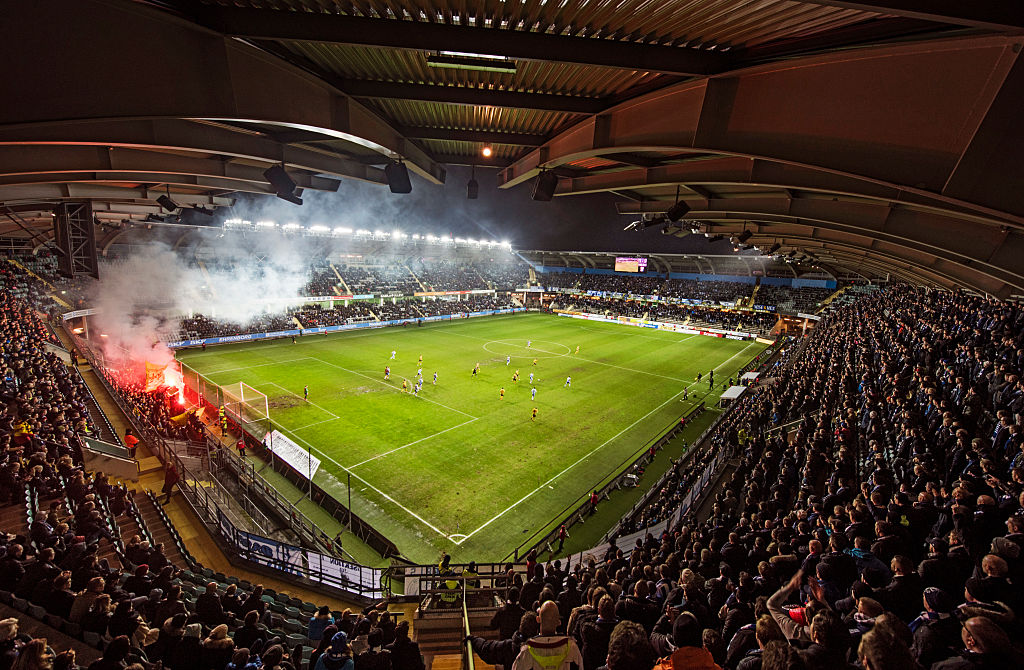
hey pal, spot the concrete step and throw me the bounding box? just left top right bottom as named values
left=138, top=456, right=164, bottom=475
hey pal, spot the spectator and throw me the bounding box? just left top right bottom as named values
left=383, top=621, right=423, bottom=670
left=201, top=625, right=235, bottom=670
left=308, top=606, right=335, bottom=643
left=597, top=621, right=655, bottom=670
left=652, top=611, right=722, bottom=670
left=512, top=601, right=583, bottom=670
left=11, top=639, right=51, bottom=670
left=196, top=582, right=226, bottom=627
left=313, top=632, right=353, bottom=670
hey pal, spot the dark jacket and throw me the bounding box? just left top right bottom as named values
left=491, top=602, right=525, bottom=640
left=580, top=618, right=618, bottom=670
left=384, top=638, right=424, bottom=670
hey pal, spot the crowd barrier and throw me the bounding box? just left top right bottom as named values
left=215, top=509, right=383, bottom=596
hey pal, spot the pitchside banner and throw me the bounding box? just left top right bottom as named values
left=555, top=311, right=760, bottom=341
left=266, top=430, right=321, bottom=479
left=165, top=308, right=528, bottom=348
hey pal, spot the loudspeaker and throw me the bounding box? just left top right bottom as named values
left=156, top=195, right=179, bottom=212
left=385, top=162, right=412, bottom=194
left=665, top=201, right=690, bottom=222
left=532, top=171, right=558, bottom=202
left=263, top=165, right=297, bottom=194
left=466, top=178, right=479, bottom=200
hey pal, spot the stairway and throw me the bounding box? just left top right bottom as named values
left=135, top=494, right=187, bottom=567
left=406, top=264, right=428, bottom=292
left=330, top=263, right=351, bottom=293
left=747, top=277, right=762, bottom=307
left=79, top=384, right=121, bottom=445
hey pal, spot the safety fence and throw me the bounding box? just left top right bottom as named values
left=62, top=323, right=386, bottom=598
left=215, top=509, right=383, bottom=597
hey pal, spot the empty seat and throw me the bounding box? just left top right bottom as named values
left=27, top=604, right=46, bottom=619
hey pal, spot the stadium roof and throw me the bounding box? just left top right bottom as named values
left=2, top=1, right=1023, bottom=296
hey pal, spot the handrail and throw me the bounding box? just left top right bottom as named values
left=462, top=579, right=475, bottom=670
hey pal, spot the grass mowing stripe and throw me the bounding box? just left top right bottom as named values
left=304, top=355, right=478, bottom=419
left=456, top=340, right=759, bottom=545
left=265, top=381, right=341, bottom=419
left=454, top=384, right=691, bottom=544
left=348, top=417, right=481, bottom=469
left=282, top=429, right=454, bottom=541
left=177, top=313, right=768, bottom=560
left=428, top=328, right=692, bottom=382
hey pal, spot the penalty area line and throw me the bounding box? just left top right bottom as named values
left=347, top=417, right=480, bottom=469
left=265, top=381, right=341, bottom=420
left=284, top=430, right=453, bottom=542
left=304, top=355, right=477, bottom=419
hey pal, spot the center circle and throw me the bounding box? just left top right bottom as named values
left=482, top=339, right=570, bottom=359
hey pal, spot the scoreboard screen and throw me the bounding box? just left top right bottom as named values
left=614, top=256, right=648, bottom=273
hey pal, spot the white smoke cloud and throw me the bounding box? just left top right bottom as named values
left=87, top=234, right=315, bottom=368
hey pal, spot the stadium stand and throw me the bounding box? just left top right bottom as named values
left=8, top=247, right=1024, bottom=670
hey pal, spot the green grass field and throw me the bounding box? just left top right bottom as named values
left=177, top=312, right=766, bottom=563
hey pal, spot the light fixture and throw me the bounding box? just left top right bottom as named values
left=767, top=242, right=781, bottom=254
left=481, top=145, right=493, bottom=158
left=427, top=53, right=516, bottom=73
left=737, top=229, right=753, bottom=243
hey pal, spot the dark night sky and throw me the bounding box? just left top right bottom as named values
left=228, top=164, right=739, bottom=255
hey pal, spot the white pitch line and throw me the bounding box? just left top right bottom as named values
left=284, top=430, right=452, bottom=541
left=440, top=328, right=692, bottom=382
left=347, top=417, right=480, bottom=468
left=265, top=381, right=341, bottom=420
left=291, top=416, right=342, bottom=432
left=453, top=340, right=761, bottom=544
left=199, top=358, right=313, bottom=375
left=305, top=355, right=477, bottom=419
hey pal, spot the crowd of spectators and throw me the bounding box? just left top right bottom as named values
left=302, top=266, right=339, bottom=297
left=661, top=279, right=753, bottom=304
left=576, top=274, right=664, bottom=295
left=0, top=278, right=428, bottom=670
left=177, top=314, right=294, bottom=340
left=470, top=287, right=1024, bottom=670
left=755, top=286, right=837, bottom=312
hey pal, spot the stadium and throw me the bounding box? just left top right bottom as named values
left=1, top=2, right=1023, bottom=670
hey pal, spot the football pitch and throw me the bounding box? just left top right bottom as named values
left=177, top=312, right=767, bottom=563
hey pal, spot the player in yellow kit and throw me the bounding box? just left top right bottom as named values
left=575, top=345, right=580, bottom=354
left=512, top=370, right=519, bottom=383
left=532, top=407, right=538, bottom=421
left=499, top=387, right=505, bottom=399
left=402, top=379, right=408, bottom=392
left=418, top=354, right=423, bottom=366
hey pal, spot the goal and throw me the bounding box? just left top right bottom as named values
left=221, top=382, right=271, bottom=437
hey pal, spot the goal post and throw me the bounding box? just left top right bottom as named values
left=222, top=382, right=271, bottom=437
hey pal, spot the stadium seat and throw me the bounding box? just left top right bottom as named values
left=284, top=606, right=301, bottom=620
left=300, top=601, right=317, bottom=613
left=82, top=632, right=102, bottom=649
left=0, top=590, right=11, bottom=603
left=27, top=604, right=46, bottom=619
left=10, top=597, right=27, bottom=612
left=285, top=633, right=308, bottom=648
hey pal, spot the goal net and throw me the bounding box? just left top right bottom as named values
left=222, top=382, right=271, bottom=438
